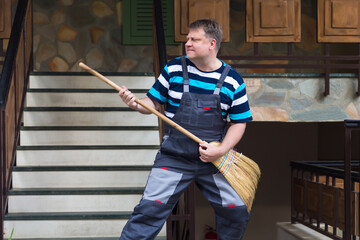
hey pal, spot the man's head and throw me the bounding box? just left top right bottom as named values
left=189, top=19, right=223, bottom=52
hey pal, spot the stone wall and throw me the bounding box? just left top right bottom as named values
left=244, top=76, right=359, bottom=121
left=32, top=0, right=360, bottom=122
left=33, top=0, right=160, bottom=72
left=33, top=0, right=326, bottom=73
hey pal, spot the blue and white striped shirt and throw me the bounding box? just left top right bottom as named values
left=147, top=57, right=252, bottom=123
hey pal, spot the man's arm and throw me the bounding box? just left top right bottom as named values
left=119, top=86, right=161, bottom=114
left=199, top=122, right=246, bottom=162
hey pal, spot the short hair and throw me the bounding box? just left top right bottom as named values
left=189, top=19, right=223, bottom=51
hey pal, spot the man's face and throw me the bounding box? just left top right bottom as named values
left=185, top=28, right=214, bottom=60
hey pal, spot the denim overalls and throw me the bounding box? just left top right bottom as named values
left=120, top=57, right=250, bottom=240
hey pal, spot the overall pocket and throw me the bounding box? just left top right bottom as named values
left=160, top=131, right=199, bottom=159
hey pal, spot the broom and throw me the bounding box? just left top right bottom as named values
left=79, top=62, right=261, bottom=211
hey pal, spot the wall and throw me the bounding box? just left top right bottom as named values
left=244, top=76, right=360, bottom=121
left=30, top=0, right=330, bottom=73
left=32, top=0, right=360, bottom=122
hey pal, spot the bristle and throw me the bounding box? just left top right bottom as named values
left=212, top=149, right=261, bottom=212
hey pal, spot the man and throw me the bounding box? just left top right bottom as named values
left=118, top=19, right=252, bottom=240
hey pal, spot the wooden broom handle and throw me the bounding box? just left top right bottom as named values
left=79, top=62, right=205, bottom=145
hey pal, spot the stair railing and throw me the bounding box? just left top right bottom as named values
left=0, top=0, right=33, bottom=238
left=291, top=120, right=360, bottom=240
left=152, top=1, right=195, bottom=239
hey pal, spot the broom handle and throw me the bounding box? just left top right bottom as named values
left=79, top=62, right=205, bottom=145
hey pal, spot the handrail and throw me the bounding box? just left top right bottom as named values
left=153, top=0, right=167, bottom=72
left=0, top=0, right=33, bottom=239
left=0, top=0, right=28, bottom=105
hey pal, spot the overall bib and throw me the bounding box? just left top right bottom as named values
left=120, top=57, right=249, bottom=240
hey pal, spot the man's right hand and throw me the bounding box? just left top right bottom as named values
left=119, top=86, right=138, bottom=110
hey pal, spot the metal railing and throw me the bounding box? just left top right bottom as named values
left=169, top=43, right=360, bottom=96
left=0, top=0, right=33, bottom=238
left=221, top=43, right=360, bottom=96
left=291, top=120, right=360, bottom=240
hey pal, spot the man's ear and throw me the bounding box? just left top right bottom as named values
left=209, top=39, right=217, bottom=50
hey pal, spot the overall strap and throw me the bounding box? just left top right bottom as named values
left=180, top=56, right=189, bottom=92
left=213, top=64, right=231, bottom=95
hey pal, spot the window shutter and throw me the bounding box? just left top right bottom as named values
left=122, top=0, right=175, bottom=44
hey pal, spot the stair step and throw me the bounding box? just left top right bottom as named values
left=23, top=108, right=158, bottom=126
left=6, top=238, right=166, bottom=240
left=16, top=145, right=158, bottom=166
left=13, top=166, right=152, bottom=171
left=5, top=212, right=132, bottom=220
left=29, top=74, right=155, bottom=89
left=20, top=126, right=160, bottom=146
left=4, top=212, right=166, bottom=239
left=8, top=188, right=144, bottom=213
left=3, top=216, right=166, bottom=238
left=8, top=192, right=143, bottom=213
left=8, top=187, right=145, bottom=195
left=7, top=74, right=166, bottom=239
left=12, top=166, right=151, bottom=188
left=25, top=91, right=148, bottom=107
left=5, top=238, right=166, bottom=240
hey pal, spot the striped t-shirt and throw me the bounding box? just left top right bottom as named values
left=147, top=57, right=252, bottom=123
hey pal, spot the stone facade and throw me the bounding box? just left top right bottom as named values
left=32, top=0, right=324, bottom=73
left=31, top=0, right=360, bottom=122
left=33, top=0, right=159, bottom=72
left=244, top=76, right=359, bottom=121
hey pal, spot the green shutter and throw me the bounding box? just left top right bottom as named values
left=122, top=0, right=176, bottom=45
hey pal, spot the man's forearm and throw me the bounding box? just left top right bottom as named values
left=219, top=122, right=246, bottom=155
left=198, top=122, right=246, bottom=162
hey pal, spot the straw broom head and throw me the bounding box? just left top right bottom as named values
left=210, top=142, right=261, bottom=212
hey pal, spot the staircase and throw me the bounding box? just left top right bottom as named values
left=3, top=73, right=166, bottom=239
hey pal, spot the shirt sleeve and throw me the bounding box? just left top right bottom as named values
left=146, top=65, right=170, bottom=105
left=228, top=72, right=253, bottom=123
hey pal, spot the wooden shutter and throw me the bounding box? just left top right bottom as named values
left=318, top=0, right=360, bottom=42
left=174, top=0, right=230, bottom=42
left=122, top=0, right=175, bottom=45
left=0, top=0, right=11, bottom=38
left=246, top=0, right=301, bottom=42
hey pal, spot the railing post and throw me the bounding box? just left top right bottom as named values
left=0, top=108, right=5, bottom=240
left=344, top=125, right=351, bottom=240
left=344, top=120, right=360, bottom=240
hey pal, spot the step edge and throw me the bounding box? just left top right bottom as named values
left=5, top=211, right=133, bottom=220
left=8, top=187, right=145, bottom=195
left=17, top=145, right=160, bottom=150
left=12, top=166, right=153, bottom=172
left=30, top=72, right=155, bottom=76
left=20, top=126, right=159, bottom=131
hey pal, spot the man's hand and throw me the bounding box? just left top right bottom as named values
left=119, top=86, right=137, bottom=109
left=119, top=87, right=161, bottom=114
left=198, top=142, right=225, bottom=163
left=198, top=123, right=247, bottom=163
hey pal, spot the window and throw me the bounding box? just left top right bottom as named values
left=122, top=0, right=175, bottom=44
